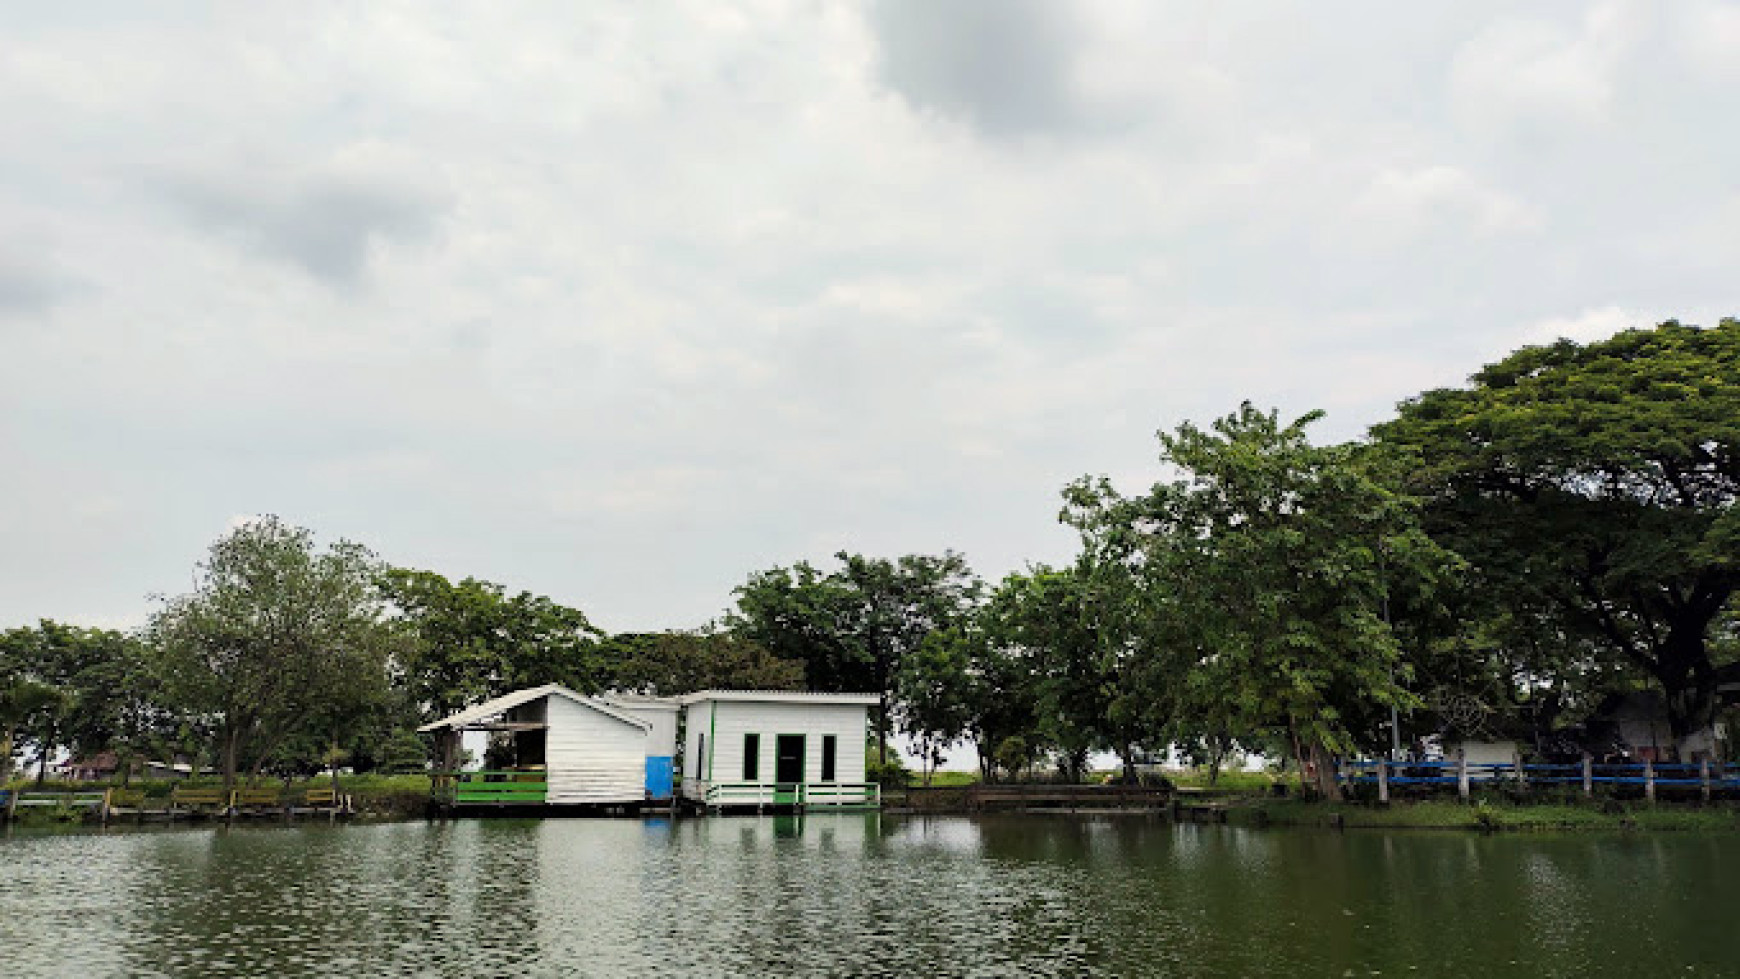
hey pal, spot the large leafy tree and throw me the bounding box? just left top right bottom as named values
left=148, top=517, right=397, bottom=793
left=380, top=568, right=605, bottom=721
left=1069, top=404, right=1454, bottom=798
left=1376, top=320, right=1740, bottom=744
left=730, top=551, right=981, bottom=764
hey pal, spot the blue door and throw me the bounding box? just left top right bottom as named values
left=645, top=756, right=674, bottom=801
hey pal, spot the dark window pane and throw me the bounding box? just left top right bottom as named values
left=744, top=733, right=761, bottom=781
left=822, top=734, right=837, bottom=782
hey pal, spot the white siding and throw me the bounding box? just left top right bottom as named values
left=681, top=699, right=868, bottom=800
left=608, top=701, right=678, bottom=757
left=545, top=695, right=648, bottom=804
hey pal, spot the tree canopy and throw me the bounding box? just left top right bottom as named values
left=1376, top=319, right=1740, bottom=739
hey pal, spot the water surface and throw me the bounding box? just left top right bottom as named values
left=2, top=815, right=1734, bottom=976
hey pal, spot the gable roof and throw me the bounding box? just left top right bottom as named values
left=418, top=684, right=651, bottom=733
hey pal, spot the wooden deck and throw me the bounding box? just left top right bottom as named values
left=897, top=784, right=1174, bottom=813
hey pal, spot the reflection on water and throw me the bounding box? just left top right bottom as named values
left=2, top=815, right=1736, bottom=977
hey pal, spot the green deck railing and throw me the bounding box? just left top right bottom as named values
left=436, top=771, right=549, bottom=805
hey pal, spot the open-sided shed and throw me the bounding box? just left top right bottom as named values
left=420, top=685, right=651, bottom=806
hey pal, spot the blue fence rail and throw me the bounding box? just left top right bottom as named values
left=1343, top=757, right=1740, bottom=800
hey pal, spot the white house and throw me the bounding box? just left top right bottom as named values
left=419, top=685, right=651, bottom=806
left=678, top=690, right=880, bottom=809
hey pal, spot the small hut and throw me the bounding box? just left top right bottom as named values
left=420, top=685, right=651, bottom=807
left=678, top=690, right=880, bottom=809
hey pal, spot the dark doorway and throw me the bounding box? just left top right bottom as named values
left=775, top=734, right=806, bottom=784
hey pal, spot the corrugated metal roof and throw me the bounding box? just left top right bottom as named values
left=418, top=684, right=651, bottom=732
left=674, top=689, right=881, bottom=706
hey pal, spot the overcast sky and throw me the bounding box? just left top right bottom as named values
left=4, top=1, right=1737, bottom=635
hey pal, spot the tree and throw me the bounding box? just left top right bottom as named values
left=1068, top=404, right=1454, bottom=798
left=600, top=629, right=804, bottom=695
left=730, top=551, right=981, bottom=764
left=1375, top=320, right=1740, bottom=746
left=895, top=627, right=975, bottom=785
left=148, top=517, right=396, bottom=794
left=380, top=568, right=606, bottom=722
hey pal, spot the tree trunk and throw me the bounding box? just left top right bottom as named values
left=0, top=727, right=13, bottom=784
left=1656, top=623, right=1718, bottom=750
left=35, top=719, right=54, bottom=786
left=222, top=726, right=241, bottom=797
left=877, top=693, right=889, bottom=767
left=1306, top=739, right=1341, bottom=801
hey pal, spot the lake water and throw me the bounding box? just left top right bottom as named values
left=2, top=815, right=1735, bottom=977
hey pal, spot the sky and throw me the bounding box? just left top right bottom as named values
left=4, top=1, right=1738, bottom=638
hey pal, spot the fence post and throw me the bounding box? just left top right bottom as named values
left=1644, top=758, right=1656, bottom=804
left=1377, top=759, right=1390, bottom=804
left=1457, top=750, right=1469, bottom=801
left=1701, top=758, right=1711, bottom=803
left=1582, top=753, right=1593, bottom=798
left=1513, top=750, right=1527, bottom=792
left=100, top=788, right=111, bottom=826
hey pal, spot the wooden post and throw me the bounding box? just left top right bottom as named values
left=1377, top=759, right=1390, bottom=804
left=4, top=787, right=17, bottom=822
left=1514, top=750, right=1527, bottom=792
left=1457, top=750, right=1469, bottom=800
left=1700, top=759, right=1711, bottom=803
left=1582, top=753, right=1593, bottom=798
left=100, top=788, right=111, bottom=826
left=1644, top=758, right=1656, bottom=804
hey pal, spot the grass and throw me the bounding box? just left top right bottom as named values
left=1233, top=796, right=1740, bottom=832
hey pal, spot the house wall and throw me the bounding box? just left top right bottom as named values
left=681, top=700, right=868, bottom=801
left=607, top=701, right=678, bottom=757
left=544, top=695, right=649, bottom=804
left=605, top=700, right=680, bottom=801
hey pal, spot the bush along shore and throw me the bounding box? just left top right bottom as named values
left=1229, top=796, right=1740, bottom=832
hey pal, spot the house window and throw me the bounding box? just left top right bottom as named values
left=696, top=734, right=705, bottom=778
left=822, top=735, right=837, bottom=782
left=743, top=733, right=760, bottom=780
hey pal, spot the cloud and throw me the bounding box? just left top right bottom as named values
left=1, top=2, right=1737, bottom=637
left=864, top=0, right=1087, bottom=137
left=0, top=254, right=67, bottom=315
left=162, top=146, right=452, bottom=287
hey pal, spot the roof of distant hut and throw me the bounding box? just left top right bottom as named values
left=418, top=684, right=651, bottom=733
